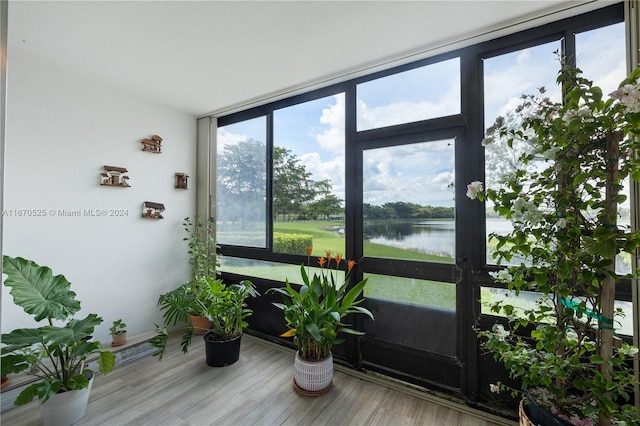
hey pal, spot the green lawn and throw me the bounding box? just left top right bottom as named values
left=219, top=221, right=456, bottom=309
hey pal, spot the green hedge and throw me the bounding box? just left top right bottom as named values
left=273, top=232, right=312, bottom=255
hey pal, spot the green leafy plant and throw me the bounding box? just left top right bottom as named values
left=202, top=279, right=259, bottom=341
left=151, top=277, right=259, bottom=359
left=269, top=250, right=374, bottom=360
left=469, top=63, right=640, bottom=425
left=0, top=255, right=116, bottom=405
left=109, top=319, right=127, bottom=336
left=183, top=215, right=219, bottom=281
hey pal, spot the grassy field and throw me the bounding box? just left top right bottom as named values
left=220, top=221, right=457, bottom=309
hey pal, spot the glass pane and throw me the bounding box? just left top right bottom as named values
left=365, top=273, right=456, bottom=309
left=577, top=22, right=629, bottom=275
left=273, top=94, right=345, bottom=256
left=481, top=287, right=633, bottom=336
left=219, top=256, right=345, bottom=286
left=483, top=41, right=561, bottom=265
left=363, top=139, right=455, bottom=263
left=576, top=22, right=626, bottom=97
left=357, top=58, right=460, bottom=131
left=216, top=117, right=267, bottom=247
left=219, top=256, right=301, bottom=282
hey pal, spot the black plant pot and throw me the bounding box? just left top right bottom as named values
left=203, top=332, right=242, bottom=367
left=525, top=396, right=572, bottom=426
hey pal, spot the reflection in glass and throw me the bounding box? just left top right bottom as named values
left=357, top=58, right=460, bottom=131
left=216, top=117, right=267, bottom=247
left=363, top=140, right=455, bottom=263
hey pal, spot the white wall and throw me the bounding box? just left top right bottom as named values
left=1, top=53, right=196, bottom=343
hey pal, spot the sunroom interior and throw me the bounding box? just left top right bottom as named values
left=2, top=0, right=639, bottom=424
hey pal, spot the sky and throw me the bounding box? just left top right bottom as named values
left=217, top=21, right=626, bottom=210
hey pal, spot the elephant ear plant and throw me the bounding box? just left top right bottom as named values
left=0, top=255, right=116, bottom=405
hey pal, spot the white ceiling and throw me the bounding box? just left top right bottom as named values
left=7, top=0, right=616, bottom=117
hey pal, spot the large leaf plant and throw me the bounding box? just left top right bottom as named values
left=1, top=255, right=116, bottom=405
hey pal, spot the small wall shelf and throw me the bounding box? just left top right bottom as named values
left=142, top=202, right=165, bottom=219
left=141, top=135, right=163, bottom=153
left=100, top=166, right=131, bottom=187
left=175, top=173, right=189, bottom=189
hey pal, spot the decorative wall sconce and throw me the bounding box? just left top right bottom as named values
left=175, top=173, right=189, bottom=189
left=142, top=201, right=165, bottom=219
left=141, top=135, right=163, bottom=153
left=100, top=165, right=131, bottom=187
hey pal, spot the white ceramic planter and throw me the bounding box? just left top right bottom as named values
left=294, top=351, right=333, bottom=393
left=41, top=372, right=94, bottom=426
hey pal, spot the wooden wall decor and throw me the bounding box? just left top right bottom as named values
left=142, top=201, right=165, bottom=219
left=100, top=165, right=131, bottom=187
left=141, top=135, right=163, bottom=153
left=175, top=173, right=189, bottom=189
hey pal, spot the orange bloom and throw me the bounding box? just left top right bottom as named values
left=306, top=246, right=313, bottom=256
left=334, top=253, right=342, bottom=266
left=348, top=260, right=356, bottom=273
left=325, top=251, right=332, bottom=265
left=318, top=257, right=326, bottom=268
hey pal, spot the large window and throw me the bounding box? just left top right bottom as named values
left=273, top=94, right=346, bottom=256
left=357, top=58, right=460, bottom=131
left=362, top=140, right=455, bottom=264
left=216, top=117, right=267, bottom=247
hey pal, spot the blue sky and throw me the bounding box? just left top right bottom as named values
left=217, top=21, right=626, bottom=209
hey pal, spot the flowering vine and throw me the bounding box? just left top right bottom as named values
left=470, top=63, right=640, bottom=425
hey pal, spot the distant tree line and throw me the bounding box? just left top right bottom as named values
left=364, top=202, right=454, bottom=219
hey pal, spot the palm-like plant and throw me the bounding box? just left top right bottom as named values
left=0, top=255, right=116, bottom=405
left=269, top=252, right=374, bottom=360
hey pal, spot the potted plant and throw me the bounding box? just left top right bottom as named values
left=468, top=62, right=640, bottom=425
left=268, top=249, right=374, bottom=395
left=155, top=215, right=220, bottom=339
left=151, top=277, right=259, bottom=367
left=0, top=255, right=116, bottom=426
left=109, top=319, right=127, bottom=347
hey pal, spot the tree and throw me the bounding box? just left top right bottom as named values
left=217, top=139, right=266, bottom=227
left=272, top=146, right=316, bottom=221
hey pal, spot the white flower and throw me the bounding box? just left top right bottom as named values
left=466, top=181, right=483, bottom=200
left=489, top=269, right=513, bottom=284
left=489, top=383, right=500, bottom=394
left=556, top=218, right=567, bottom=229
left=492, top=324, right=510, bottom=339
left=562, top=107, right=592, bottom=123
left=619, top=345, right=639, bottom=357
left=610, top=81, right=640, bottom=113
left=566, top=330, right=578, bottom=342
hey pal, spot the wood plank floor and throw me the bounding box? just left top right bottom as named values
left=0, top=335, right=516, bottom=426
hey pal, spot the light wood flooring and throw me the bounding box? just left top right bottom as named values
left=0, top=334, right=516, bottom=426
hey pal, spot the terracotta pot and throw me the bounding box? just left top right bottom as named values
left=189, top=314, right=212, bottom=335
left=111, top=331, right=127, bottom=347
left=293, top=351, right=333, bottom=395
